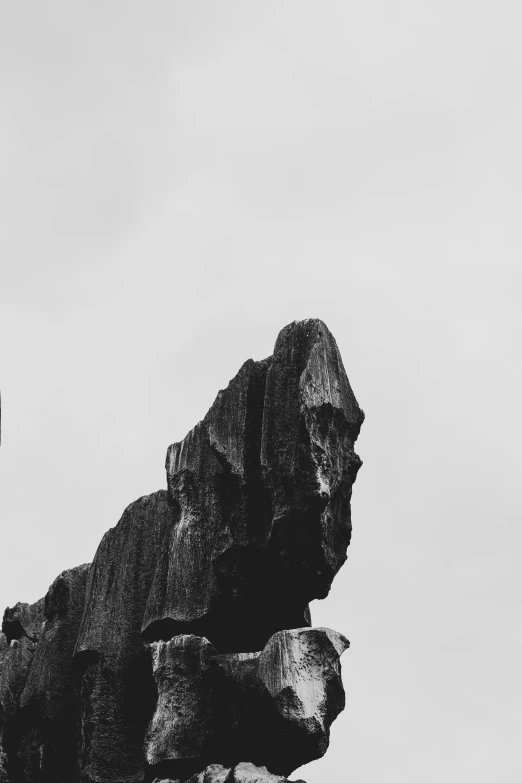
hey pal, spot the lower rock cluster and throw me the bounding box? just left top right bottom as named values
left=153, top=761, right=307, bottom=783
left=0, top=320, right=363, bottom=782
left=146, top=628, right=348, bottom=780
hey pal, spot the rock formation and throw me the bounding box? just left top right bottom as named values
left=146, top=628, right=349, bottom=780
left=0, top=319, right=363, bottom=783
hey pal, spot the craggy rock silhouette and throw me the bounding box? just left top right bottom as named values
left=0, top=320, right=363, bottom=783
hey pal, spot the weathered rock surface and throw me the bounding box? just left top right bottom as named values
left=185, top=762, right=231, bottom=783
left=0, top=598, right=45, bottom=783
left=75, top=490, right=175, bottom=783
left=257, top=627, right=350, bottom=772
left=152, top=762, right=306, bottom=783
left=19, top=564, right=89, bottom=783
left=0, top=567, right=89, bottom=783
left=0, top=319, right=363, bottom=783
left=145, top=319, right=363, bottom=651
left=0, top=751, right=8, bottom=783
left=1, top=601, right=44, bottom=646
left=146, top=627, right=349, bottom=779
left=232, top=763, right=303, bottom=783
left=146, top=634, right=219, bottom=778
left=0, top=634, right=12, bottom=783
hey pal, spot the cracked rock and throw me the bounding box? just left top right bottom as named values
left=146, top=627, right=349, bottom=779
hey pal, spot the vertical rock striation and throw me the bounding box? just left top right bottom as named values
left=0, top=599, right=45, bottom=782
left=146, top=319, right=363, bottom=652
left=75, top=491, right=175, bottom=783
left=0, top=319, right=363, bottom=783
left=17, top=565, right=90, bottom=783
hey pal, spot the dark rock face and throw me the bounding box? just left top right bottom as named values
left=19, top=565, right=90, bottom=783
left=0, top=319, right=363, bottom=783
left=146, top=319, right=363, bottom=651
left=75, top=491, right=175, bottom=783
left=0, top=568, right=88, bottom=783
left=145, top=628, right=349, bottom=779
left=2, top=601, right=44, bottom=646
left=0, top=599, right=44, bottom=783
left=151, top=762, right=307, bottom=783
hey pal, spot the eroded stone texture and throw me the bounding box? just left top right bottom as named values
left=257, top=628, right=350, bottom=772
left=12, top=564, right=90, bottom=783
left=0, top=319, right=362, bottom=783
left=146, top=635, right=218, bottom=770
left=152, top=761, right=307, bottom=783
left=75, top=490, right=175, bottom=783
left=0, top=750, right=8, bottom=783
left=2, top=599, right=44, bottom=645
left=259, top=320, right=364, bottom=601
left=144, top=356, right=284, bottom=651
left=68, top=319, right=361, bottom=782
left=232, top=763, right=290, bottom=783
left=186, top=762, right=232, bottom=783
left=0, top=598, right=44, bottom=783
left=144, top=319, right=363, bottom=651
left=146, top=627, right=348, bottom=779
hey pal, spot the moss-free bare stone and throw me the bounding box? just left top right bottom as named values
left=145, top=627, right=348, bottom=778
left=0, top=319, right=363, bottom=783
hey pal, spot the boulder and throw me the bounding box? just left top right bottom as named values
left=257, top=628, right=350, bottom=772
left=232, top=763, right=286, bottom=783
left=146, top=635, right=218, bottom=769
left=145, top=627, right=348, bottom=778
left=187, top=764, right=232, bottom=783
left=180, top=762, right=306, bottom=783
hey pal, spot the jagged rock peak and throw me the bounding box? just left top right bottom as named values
left=146, top=318, right=364, bottom=645
left=0, top=319, right=362, bottom=783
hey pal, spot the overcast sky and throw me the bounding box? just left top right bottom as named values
left=1, top=2, right=521, bottom=781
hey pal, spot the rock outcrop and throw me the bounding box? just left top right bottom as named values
left=0, top=569, right=89, bottom=783
left=0, top=599, right=45, bottom=783
left=0, top=319, right=363, bottom=783
left=146, top=628, right=349, bottom=779
left=150, top=319, right=363, bottom=652
left=18, top=565, right=90, bottom=783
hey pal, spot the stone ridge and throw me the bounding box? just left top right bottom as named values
left=0, top=319, right=363, bottom=783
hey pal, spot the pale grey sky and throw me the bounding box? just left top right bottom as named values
left=1, top=2, right=521, bottom=781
